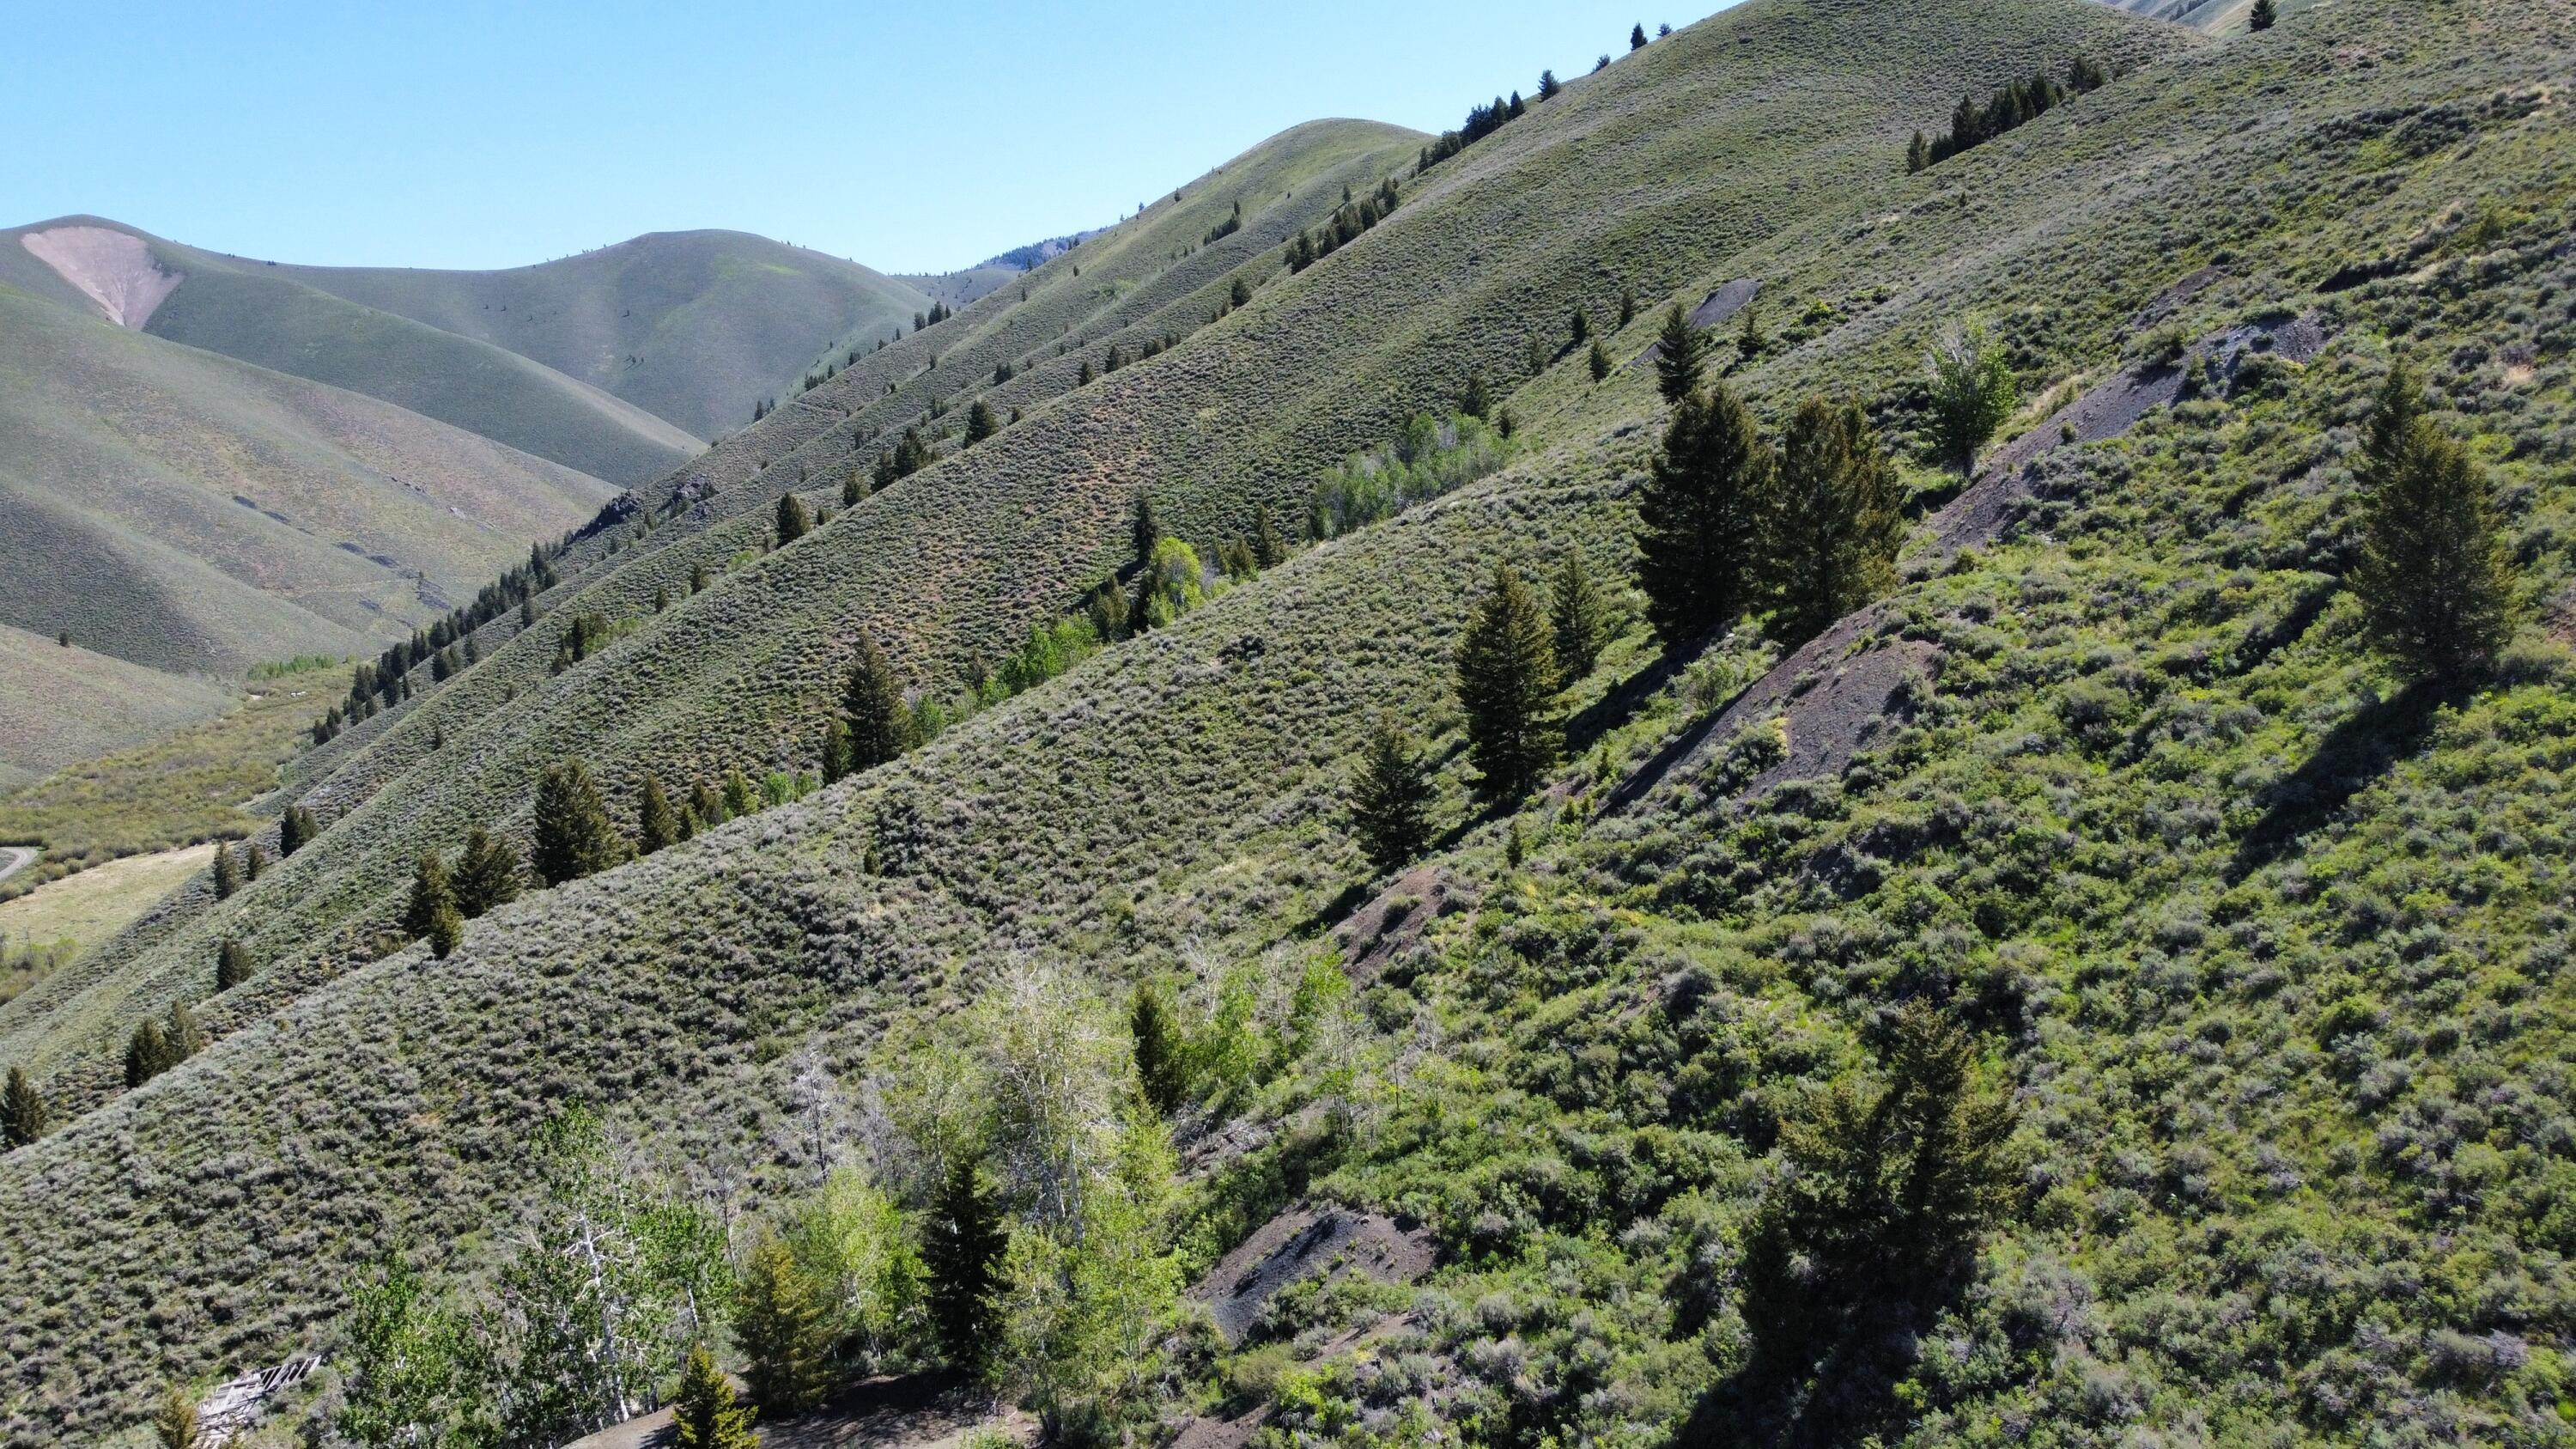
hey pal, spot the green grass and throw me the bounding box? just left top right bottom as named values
left=0, top=624, right=232, bottom=784
left=5, top=0, right=2575, bottom=1441
left=0, top=843, right=219, bottom=982
left=262, top=229, right=936, bottom=442
left=0, top=281, right=620, bottom=679
left=0, top=658, right=351, bottom=899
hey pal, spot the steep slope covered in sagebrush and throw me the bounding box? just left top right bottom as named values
left=0, top=0, right=2186, bottom=1121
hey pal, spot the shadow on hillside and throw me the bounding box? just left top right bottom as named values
left=1668, top=1319, right=1916, bottom=1449
left=2227, top=676, right=2455, bottom=882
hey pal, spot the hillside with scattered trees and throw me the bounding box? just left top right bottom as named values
left=3, top=0, right=2574, bottom=1444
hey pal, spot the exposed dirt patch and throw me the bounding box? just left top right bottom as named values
left=1334, top=862, right=1455, bottom=982
left=1189, top=1201, right=1437, bottom=1346
left=21, top=226, right=184, bottom=329
left=2124, top=264, right=2223, bottom=333
left=1630, top=278, right=1762, bottom=367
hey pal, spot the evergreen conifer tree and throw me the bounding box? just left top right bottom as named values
left=1908, top=130, right=1931, bottom=174
left=1351, top=717, right=1435, bottom=875
left=2351, top=362, right=2518, bottom=680
left=2, top=1066, right=45, bottom=1149
left=453, top=826, right=521, bottom=918
left=239, top=841, right=263, bottom=882
left=1655, top=303, right=1710, bottom=404
left=1767, top=398, right=1904, bottom=642
left=925, top=1154, right=1007, bottom=1376
left=1550, top=554, right=1611, bottom=684
left=1131, top=494, right=1162, bottom=569
left=1460, top=374, right=1492, bottom=420
left=126, top=1020, right=172, bottom=1088
left=844, top=636, right=910, bottom=772
left=1589, top=338, right=1613, bottom=381
left=1254, top=510, right=1290, bottom=568
left=722, top=769, right=756, bottom=820
left=692, top=780, right=727, bottom=829
left=963, top=399, right=999, bottom=446
left=2250, top=0, right=2277, bottom=27
left=733, top=1233, right=828, bottom=1413
left=427, top=898, right=463, bottom=959
left=532, top=759, right=625, bottom=886
left=1132, top=983, right=1189, bottom=1115
left=638, top=774, right=680, bottom=855
left=774, top=491, right=809, bottom=546
left=403, top=852, right=454, bottom=940
left=1632, top=22, right=1649, bottom=48
left=1637, top=381, right=1773, bottom=642
left=1089, top=580, right=1130, bottom=642
left=1571, top=309, right=1591, bottom=346
left=671, top=1343, right=757, bottom=1449
left=1455, top=565, right=1561, bottom=801
left=216, top=940, right=252, bottom=990
left=212, top=844, right=239, bottom=900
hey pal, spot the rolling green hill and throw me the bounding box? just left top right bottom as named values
left=5, top=0, right=2575, bottom=1443
left=1, top=218, right=704, bottom=487
left=260, top=231, right=937, bottom=441
left=0, top=281, right=623, bottom=681
left=0, top=625, right=232, bottom=790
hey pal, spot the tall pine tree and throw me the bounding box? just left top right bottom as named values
left=1637, top=381, right=1773, bottom=642
left=216, top=940, right=252, bottom=990
left=1550, top=554, right=1611, bottom=683
left=2, top=1066, right=44, bottom=1149
left=1455, top=564, right=1561, bottom=801
left=637, top=774, right=681, bottom=855
left=452, top=826, right=521, bottom=918
left=2351, top=362, right=2518, bottom=680
left=925, top=1153, right=1007, bottom=1375
left=532, top=759, right=625, bottom=886
left=402, top=852, right=454, bottom=940
left=775, top=492, right=810, bottom=545
left=1350, top=716, right=1435, bottom=875
left=843, top=636, right=910, bottom=772
left=1766, top=398, right=1903, bottom=642
left=733, top=1233, right=827, bottom=1413
left=1654, top=303, right=1710, bottom=404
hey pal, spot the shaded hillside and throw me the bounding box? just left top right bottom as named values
left=11, top=0, right=2576, bottom=1444
left=263, top=231, right=935, bottom=441
left=0, top=282, right=621, bottom=685
left=0, top=626, right=230, bottom=790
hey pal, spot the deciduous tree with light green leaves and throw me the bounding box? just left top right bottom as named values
left=1923, top=319, right=2018, bottom=474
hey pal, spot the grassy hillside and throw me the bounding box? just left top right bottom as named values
left=248, top=0, right=2180, bottom=952
left=0, top=625, right=232, bottom=788
left=6, top=0, right=2575, bottom=1443
left=0, top=658, right=350, bottom=900
left=1, top=219, right=703, bottom=487
left=0, top=282, right=621, bottom=683
left=261, top=232, right=935, bottom=441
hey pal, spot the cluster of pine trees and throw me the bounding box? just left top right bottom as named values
left=319, top=544, right=562, bottom=742
left=1907, top=57, right=2108, bottom=174
left=1285, top=179, right=1402, bottom=272
left=912, top=300, right=954, bottom=332
left=1203, top=199, right=1243, bottom=245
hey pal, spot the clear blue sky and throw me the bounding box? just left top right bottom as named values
left=5, top=1, right=1698, bottom=275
